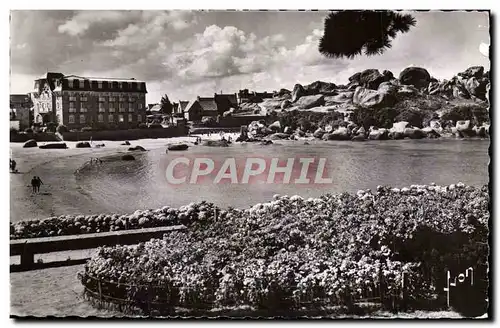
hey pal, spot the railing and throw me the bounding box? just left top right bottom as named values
left=10, top=225, right=186, bottom=272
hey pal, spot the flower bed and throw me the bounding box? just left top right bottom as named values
left=78, top=183, right=489, bottom=316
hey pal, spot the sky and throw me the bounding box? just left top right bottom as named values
left=10, top=10, right=490, bottom=104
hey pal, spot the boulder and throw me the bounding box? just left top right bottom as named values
left=351, top=134, right=366, bottom=141
left=281, top=99, right=292, bottom=110
left=291, top=84, right=307, bottom=102
left=398, top=85, right=419, bottom=95
left=167, top=144, right=189, bottom=151
left=304, top=81, right=337, bottom=95
left=403, top=127, right=426, bottom=139
left=269, top=121, right=282, bottom=132
left=23, top=139, right=37, bottom=148
left=324, top=91, right=354, bottom=105
left=260, top=140, right=273, bottom=145
left=203, top=139, right=230, bottom=147
left=352, top=86, right=395, bottom=108
left=399, top=67, right=431, bottom=89
left=458, top=66, right=484, bottom=79
left=391, top=121, right=409, bottom=133
left=355, top=126, right=366, bottom=136
left=465, top=77, right=488, bottom=100
left=456, top=120, right=472, bottom=132
left=121, top=154, right=136, bottom=161
left=473, top=125, right=487, bottom=138
left=328, top=127, right=350, bottom=140
left=295, top=95, right=325, bottom=109
left=427, top=81, right=440, bottom=95
left=456, top=120, right=475, bottom=137
left=274, top=88, right=291, bottom=98
left=39, top=143, right=68, bottom=149
left=389, top=131, right=405, bottom=140
left=368, top=128, right=389, bottom=140
left=128, top=146, right=146, bottom=152
left=121, top=141, right=131, bottom=146
left=76, top=141, right=91, bottom=148
left=268, top=133, right=290, bottom=140
left=422, top=127, right=441, bottom=139
left=313, top=128, right=326, bottom=139
left=349, top=69, right=392, bottom=90
left=429, top=120, right=443, bottom=133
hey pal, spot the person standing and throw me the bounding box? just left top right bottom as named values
left=35, top=176, right=43, bottom=193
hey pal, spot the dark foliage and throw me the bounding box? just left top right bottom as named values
left=161, top=94, right=173, bottom=115
left=353, top=107, right=399, bottom=130
left=441, top=104, right=489, bottom=125
left=319, top=11, right=416, bottom=59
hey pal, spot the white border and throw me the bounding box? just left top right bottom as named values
left=1, top=1, right=497, bottom=327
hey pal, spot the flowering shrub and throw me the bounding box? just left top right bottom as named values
left=78, top=183, right=489, bottom=315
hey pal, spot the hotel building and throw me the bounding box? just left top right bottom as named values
left=31, top=72, right=147, bottom=129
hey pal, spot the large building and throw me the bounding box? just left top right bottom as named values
left=31, top=72, right=147, bottom=129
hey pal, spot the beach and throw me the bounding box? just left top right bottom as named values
left=10, top=134, right=239, bottom=223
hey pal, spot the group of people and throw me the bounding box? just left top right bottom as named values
left=30, top=176, right=43, bottom=193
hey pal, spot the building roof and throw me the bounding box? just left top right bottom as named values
left=217, top=93, right=238, bottom=104
left=64, top=75, right=145, bottom=83
left=197, top=97, right=217, bottom=112
left=179, top=101, right=189, bottom=111
left=184, top=99, right=198, bottom=113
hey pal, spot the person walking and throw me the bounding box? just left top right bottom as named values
left=31, top=176, right=37, bottom=193
left=35, top=176, right=43, bottom=193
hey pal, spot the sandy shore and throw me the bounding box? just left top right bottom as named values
left=10, top=134, right=239, bottom=223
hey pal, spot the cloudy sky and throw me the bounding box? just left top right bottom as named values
left=10, top=10, right=490, bottom=103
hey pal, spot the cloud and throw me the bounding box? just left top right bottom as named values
left=166, top=25, right=329, bottom=81
left=58, top=11, right=132, bottom=36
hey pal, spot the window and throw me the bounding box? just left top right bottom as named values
left=119, top=96, right=126, bottom=102
left=137, top=115, right=142, bottom=122
left=79, top=114, right=86, bottom=123
left=128, top=82, right=132, bottom=89
left=109, top=97, right=116, bottom=102
left=119, top=82, right=123, bottom=89
left=80, top=96, right=88, bottom=101
left=99, top=103, right=106, bottom=112
left=69, top=96, right=77, bottom=101
left=128, top=114, right=133, bottom=122
left=68, top=115, right=75, bottom=123
left=109, top=104, right=115, bottom=113
left=98, top=114, right=104, bottom=122
left=99, top=96, right=107, bottom=102
left=128, top=97, right=135, bottom=103
left=79, top=80, right=85, bottom=89
left=68, top=80, right=73, bottom=88
left=69, top=102, right=76, bottom=113
left=108, top=114, right=114, bottom=122
left=138, top=103, right=143, bottom=109
left=81, top=103, right=87, bottom=113
left=118, top=114, right=124, bottom=122
left=98, top=81, right=103, bottom=89
left=119, top=103, right=126, bottom=112
left=138, top=83, right=142, bottom=90
left=128, top=103, right=134, bottom=112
